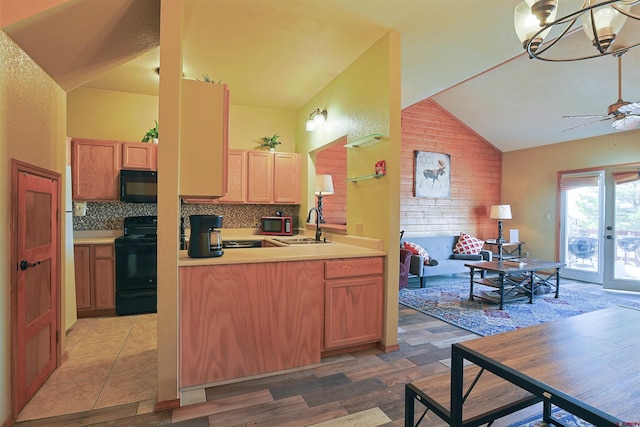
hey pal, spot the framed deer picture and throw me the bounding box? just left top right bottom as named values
left=414, top=151, right=450, bottom=198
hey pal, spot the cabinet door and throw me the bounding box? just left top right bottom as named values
left=122, top=142, right=157, bottom=170
left=179, top=261, right=323, bottom=386
left=324, top=276, right=383, bottom=350
left=179, top=79, right=229, bottom=199
left=246, top=151, right=273, bottom=203
left=273, top=153, right=300, bottom=204
left=92, top=244, right=115, bottom=310
left=217, top=149, right=246, bottom=203
left=72, top=139, right=120, bottom=201
left=74, top=245, right=91, bottom=310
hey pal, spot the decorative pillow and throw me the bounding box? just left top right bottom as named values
left=402, top=241, right=431, bottom=265
left=453, top=233, right=484, bottom=255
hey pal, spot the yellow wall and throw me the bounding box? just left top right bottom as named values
left=66, top=88, right=296, bottom=151
left=503, top=131, right=640, bottom=261
left=230, top=105, right=295, bottom=151
left=67, top=87, right=159, bottom=141
left=0, top=31, right=67, bottom=422
left=296, top=31, right=402, bottom=349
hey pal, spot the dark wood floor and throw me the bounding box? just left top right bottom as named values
left=14, top=280, right=640, bottom=427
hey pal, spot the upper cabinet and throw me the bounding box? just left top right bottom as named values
left=122, top=142, right=157, bottom=170
left=273, top=152, right=300, bottom=204
left=217, top=149, right=246, bottom=203
left=179, top=80, right=230, bottom=199
left=246, top=151, right=273, bottom=203
left=72, top=139, right=121, bottom=201
left=246, top=151, right=300, bottom=204
left=186, top=150, right=301, bottom=205
left=72, top=139, right=158, bottom=201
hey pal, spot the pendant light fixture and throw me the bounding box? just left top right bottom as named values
left=514, top=0, right=640, bottom=61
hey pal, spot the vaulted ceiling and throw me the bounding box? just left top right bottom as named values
left=5, top=0, right=640, bottom=152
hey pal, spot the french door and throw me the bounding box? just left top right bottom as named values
left=559, top=165, right=640, bottom=291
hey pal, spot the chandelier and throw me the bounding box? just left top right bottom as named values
left=514, top=0, right=640, bottom=61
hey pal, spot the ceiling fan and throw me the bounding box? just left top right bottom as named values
left=563, top=52, right=640, bottom=132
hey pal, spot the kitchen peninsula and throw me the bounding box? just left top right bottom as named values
left=178, top=233, right=386, bottom=392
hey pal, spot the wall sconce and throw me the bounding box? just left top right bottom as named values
left=490, top=204, right=512, bottom=260
left=315, top=174, right=334, bottom=223
left=306, top=108, right=328, bottom=132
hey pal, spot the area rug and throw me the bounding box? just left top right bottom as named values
left=399, top=278, right=640, bottom=336
left=506, top=408, right=595, bottom=427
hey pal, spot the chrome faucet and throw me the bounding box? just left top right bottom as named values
left=306, top=207, right=322, bottom=241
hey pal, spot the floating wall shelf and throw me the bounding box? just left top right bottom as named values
left=344, top=133, right=383, bottom=148
left=346, top=173, right=385, bottom=182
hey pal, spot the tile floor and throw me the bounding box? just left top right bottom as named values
left=16, top=313, right=158, bottom=422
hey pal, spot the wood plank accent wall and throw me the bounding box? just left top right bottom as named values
left=401, top=99, right=502, bottom=239
left=316, top=143, right=347, bottom=225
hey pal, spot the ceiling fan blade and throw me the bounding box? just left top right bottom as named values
left=612, top=115, right=640, bottom=130
left=617, top=101, right=640, bottom=114
left=562, top=114, right=609, bottom=119
left=562, top=117, right=613, bottom=132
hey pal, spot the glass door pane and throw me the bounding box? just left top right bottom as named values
left=559, top=171, right=604, bottom=284
left=605, top=168, right=640, bottom=290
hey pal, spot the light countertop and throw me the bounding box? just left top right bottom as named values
left=179, top=240, right=385, bottom=266
left=73, top=230, right=121, bottom=245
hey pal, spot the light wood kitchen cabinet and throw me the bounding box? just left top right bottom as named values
left=323, top=257, right=384, bottom=350
left=74, top=244, right=115, bottom=317
left=179, top=260, right=323, bottom=387
left=71, top=139, right=120, bottom=201
left=179, top=79, right=229, bottom=199
left=122, top=142, right=157, bottom=170
left=216, top=149, right=246, bottom=203
left=246, top=151, right=273, bottom=203
left=273, top=152, right=301, bottom=204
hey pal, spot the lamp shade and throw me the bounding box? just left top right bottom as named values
left=315, top=174, right=334, bottom=195
left=490, top=204, right=512, bottom=220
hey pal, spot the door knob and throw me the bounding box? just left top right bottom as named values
left=19, top=260, right=41, bottom=271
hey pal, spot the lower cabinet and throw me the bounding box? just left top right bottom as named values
left=179, top=260, right=323, bottom=387
left=74, top=244, right=115, bottom=317
left=323, top=257, right=384, bottom=350
left=178, top=256, right=385, bottom=388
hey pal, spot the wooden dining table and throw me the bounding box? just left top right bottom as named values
left=450, top=306, right=640, bottom=426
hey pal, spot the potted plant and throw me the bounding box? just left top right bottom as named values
left=258, top=134, right=282, bottom=151
left=142, top=120, right=159, bottom=143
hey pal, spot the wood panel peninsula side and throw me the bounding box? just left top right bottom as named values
left=178, top=236, right=385, bottom=390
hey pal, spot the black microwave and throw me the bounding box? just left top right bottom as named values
left=120, top=170, right=158, bottom=203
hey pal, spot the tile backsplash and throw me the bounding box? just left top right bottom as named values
left=73, top=202, right=299, bottom=231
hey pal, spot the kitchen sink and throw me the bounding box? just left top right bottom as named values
left=273, top=237, right=332, bottom=245
left=222, top=240, right=263, bottom=248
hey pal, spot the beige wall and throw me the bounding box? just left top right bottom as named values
left=296, top=31, right=402, bottom=349
left=0, top=31, right=67, bottom=422
left=503, top=131, right=640, bottom=261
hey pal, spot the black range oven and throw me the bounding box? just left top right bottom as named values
left=114, top=216, right=157, bottom=315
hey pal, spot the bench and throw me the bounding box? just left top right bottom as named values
left=404, top=365, right=541, bottom=426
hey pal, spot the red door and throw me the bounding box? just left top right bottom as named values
left=12, top=160, right=60, bottom=414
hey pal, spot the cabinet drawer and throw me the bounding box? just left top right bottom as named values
left=324, top=257, right=384, bottom=280
left=93, top=244, right=113, bottom=258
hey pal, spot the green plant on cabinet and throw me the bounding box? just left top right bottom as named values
left=142, top=120, right=159, bottom=143
left=258, top=134, right=282, bottom=151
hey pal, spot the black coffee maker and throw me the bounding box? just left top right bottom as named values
left=188, top=215, right=224, bottom=258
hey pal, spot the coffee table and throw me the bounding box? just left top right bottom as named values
left=464, top=258, right=564, bottom=309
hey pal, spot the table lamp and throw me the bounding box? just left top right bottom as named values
left=490, top=204, right=512, bottom=260
left=315, top=174, right=334, bottom=224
